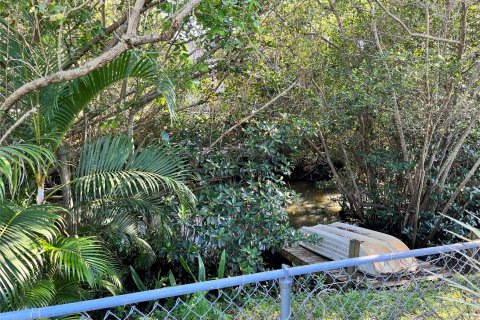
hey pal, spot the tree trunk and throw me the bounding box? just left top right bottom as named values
left=58, top=146, right=76, bottom=234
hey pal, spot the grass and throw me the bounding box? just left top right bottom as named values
left=116, top=276, right=479, bottom=319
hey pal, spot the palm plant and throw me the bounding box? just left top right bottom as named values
left=0, top=203, right=121, bottom=311
left=0, top=6, right=199, bottom=311
left=0, top=15, right=176, bottom=204
left=0, top=15, right=184, bottom=311
left=33, top=51, right=176, bottom=205
left=71, top=136, right=195, bottom=266
left=0, top=135, right=195, bottom=309
left=0, top=144, right=53, bottom=200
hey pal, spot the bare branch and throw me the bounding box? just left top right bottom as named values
left=0, top=107, right=38, bottom=145
left=62, top=0, right=159, bottom=69
left=126, top=0, right=203, bottom=46
left=457, top=1, right=467, bottom=57
left=205, top=80, right=297, bottom=153
left=375, top=0, right=460, bottom=45
left=126, top=0, right=146, bottom=35
left=1, top=43, right=128, bottom=117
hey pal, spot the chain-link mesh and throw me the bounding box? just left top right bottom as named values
left=289, top=247, right=480, bottom=320
left=81, top=280, right=281, bottom=320
left=76, top=246, right=480, bottom=320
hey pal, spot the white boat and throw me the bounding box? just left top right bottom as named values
left=300, top=223, right=418, bottom=275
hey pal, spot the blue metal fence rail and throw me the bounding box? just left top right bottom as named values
left=1, top=240, right=479, bottom=320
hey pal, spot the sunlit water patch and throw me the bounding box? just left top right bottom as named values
left=286, top=181, right=342, bottom=228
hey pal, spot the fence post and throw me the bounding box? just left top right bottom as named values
left=279, top=264, right=292, bottom=320
left=468, top=231, right=478, bottom=258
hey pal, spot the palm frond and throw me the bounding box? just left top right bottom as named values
left=86, top=207, right=138, bottom=235
left=40, top=236, right=122, bottom=290
left=52, top=278, right=94, bottom=305
left=72, top=137, right=192, bottom=267
left=0, top=204, right=64, bottom=304
left=74, top=136, right=195, bottom=205
left=83, top=193, right=165, bottom=216
left=78, top=195, right=167, bottom=268
left=0, top=278, right=57, bottom=312
left=41, top=52, right=176, bottom=141
left=0, top=144, right=54, bottom=200
left=16, top=279, right=56, bottom=310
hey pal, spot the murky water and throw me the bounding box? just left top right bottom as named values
left=286, top=181, right=342, bottom=228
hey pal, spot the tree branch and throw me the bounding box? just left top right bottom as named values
left=369, top=0, right=414, bottom=196
left=204, top=80, right=297, bottom=153
left=375, top=0, right=460, bottom=44
left=0, top=0, right=202, bottom=119
left=0, top=107, right=38, bottom=145
left=62, top=0, right=159, bottom=69
left=306, top=136, right=363, bottom=219
left=126, top=0, right=203, bottom=46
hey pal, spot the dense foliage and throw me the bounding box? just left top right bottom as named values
left=0, top=0, right=479, bottom=313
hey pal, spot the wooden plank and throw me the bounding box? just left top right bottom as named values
left=346, top=239, right=361, bottom=277
left=280, top=246, right=331, bottom=266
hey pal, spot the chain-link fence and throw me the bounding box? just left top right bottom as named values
left=1, top=241, right=479, bottom=320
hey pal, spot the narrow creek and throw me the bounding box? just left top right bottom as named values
left=286, top=181, right=342, bottom=228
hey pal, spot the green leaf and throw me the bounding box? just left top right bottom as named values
left=0, top=204, right=63, bottom=305
left=40, top=236, right=121, bottom=290
left=168, top=270, right=176, bottom=286
left=180, top=256, right=197, bottom=282
left=197, top=255, right=206, bottom=282
left=442, top=213, right=480, bottom=240
left=40, top=51, right=177, bottom=146
left=74, top=136, right=195, bottom=205
left=130, top=266, right=147, bottom=291
left=217, top=250, right=226, bottom=279
left=0, top=144, right=54, bottom=200
left=17, top=279, right=55, bottom=309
